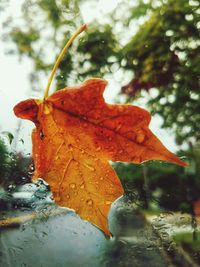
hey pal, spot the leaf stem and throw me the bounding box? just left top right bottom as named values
left=43, top=24, right=87, bottom=100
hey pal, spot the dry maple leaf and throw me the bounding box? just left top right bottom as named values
left=13, top=25, right=187, bottom=236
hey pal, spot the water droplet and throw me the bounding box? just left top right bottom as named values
left=86, top=199, right=93, bottom=206
left=70, top=183, right=76, bottom=189
left=84, top=163, right=95, bottom=171
left=81, top=149, right=85, bottom=154
left=136, top=132, right=145, bottom=143
left=30, top=164, right=34, bottom=171
left=119, top=150, right=123, bottom=154
left=20, top=138, right=24, bottom=144
left=100, top=177, right=104, bottom=181
left=105, top=201, right=112, bottom=205
left=108, top=137, right=112, bottom=141
left=66, top=194, right=70, bottom=199
left=68, top=144, right=73, bottom=151
left=96, top=146, right=101, bottom=151
left=115, top=124, right=122, bottom=132
left=39, top=131, right=45, bottom=140
left=80, top=183, right=85, bottom=189
left=83, top=122, right=88, bottom=127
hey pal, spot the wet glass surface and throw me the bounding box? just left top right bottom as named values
left=1, top=0, right=200, bottom=266
left=1, top=197, right=169, bottom=267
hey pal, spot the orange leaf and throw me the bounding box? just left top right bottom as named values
left=14, top=78, right=187, bottom=235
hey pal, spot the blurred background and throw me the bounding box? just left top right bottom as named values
left=0, top=0, right=200, bottom=262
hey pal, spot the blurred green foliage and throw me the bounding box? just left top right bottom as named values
left=122, top=0, right=200, bottom=144
left=0, top=138, right=31, bottom=190
left=173, top=232, right=200, bottom=254
left=0, top=138, right=10, bottom=187
left=114, top=144, right=200, bottom=212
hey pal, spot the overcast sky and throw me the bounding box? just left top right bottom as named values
left=0, top=0, right=179, bottom=154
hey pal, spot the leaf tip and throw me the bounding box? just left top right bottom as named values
left=164, top=151, right=189, bottom=168
left=177, top=158, right=189, bottom=167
